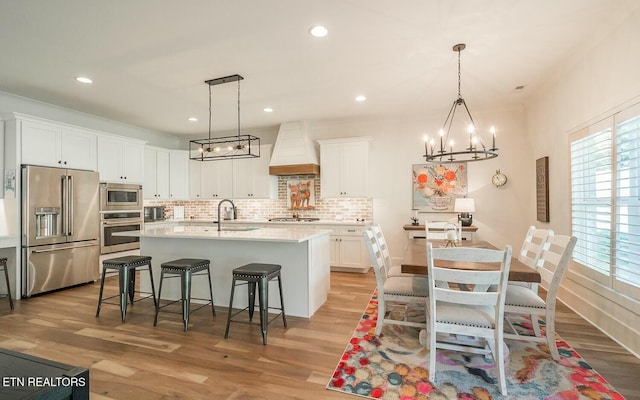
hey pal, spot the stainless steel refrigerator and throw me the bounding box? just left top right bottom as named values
left=22, top=165, right=100, bottom=296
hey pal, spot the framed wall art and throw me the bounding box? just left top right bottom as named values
left=536, top=156, right=550, bottom=222
left=287, top=179, right=315, bottom=210
left=412, top=163, right=467, bottom=212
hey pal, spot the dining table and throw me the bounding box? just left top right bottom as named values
left=401, top=239, right=541, bottom=284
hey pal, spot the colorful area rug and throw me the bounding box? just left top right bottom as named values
left=327, top=290, right=624, bottom=399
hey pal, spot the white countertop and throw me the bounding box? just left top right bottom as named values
left=0, top=235, right=17, bottom=249
left=146, top=218, right=370, bottom=226
left=118, top=225, right=332, bottom=243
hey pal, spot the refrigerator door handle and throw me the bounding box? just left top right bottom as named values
left=68, top=175, right=74, bottom=236
left=31, top=241, right=99, bottom=253
left=62, top=174, right=69, bottom=236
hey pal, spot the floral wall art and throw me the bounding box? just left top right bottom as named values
left=412, top=163, right=467, bottom=212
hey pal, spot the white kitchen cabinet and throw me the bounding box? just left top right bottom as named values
left=188, top=160, right=202, bottom=198
left=232, top=145, right=276, bottom=199
left=319, top=224, right=370, bottom=273
left=97, top=136, right=144, bottom=183
left=144, top=147, right=170, bottom=199
left=169, top=150, right=189, bottom=200
left=318, top=137, right=371, bottom=198
left=200, top=159, right=233, bottom=199
left=21, top=119, right=97, bottom=171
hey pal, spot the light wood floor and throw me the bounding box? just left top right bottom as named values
left=0, top=271, right=638, bottom=399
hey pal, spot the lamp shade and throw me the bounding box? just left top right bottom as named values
left=454, top=198, right=476, bottom=213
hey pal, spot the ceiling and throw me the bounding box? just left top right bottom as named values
left=0, top=0, right=636, bottom=136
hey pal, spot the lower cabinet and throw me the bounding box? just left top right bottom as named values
left=324, top=225, right=370, bottom=273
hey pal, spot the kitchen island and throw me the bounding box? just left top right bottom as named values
left=118, top=225, right=331, bottom=318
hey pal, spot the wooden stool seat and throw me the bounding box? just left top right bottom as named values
left=224, top=263, right=286, bottom=345
left=154, top=258, right=215, bottom=331
left=96, top=255, right=157, bottom=322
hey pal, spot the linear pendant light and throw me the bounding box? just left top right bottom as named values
left=189, top=74, right=260, bottom=161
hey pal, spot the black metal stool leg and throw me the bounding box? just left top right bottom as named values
left=147, top=261, right=157, bottom=309
left=96, top=267, right=108, bottom=317
left=119, top=267, right=130, bottom=322
left=154, top=269, right=165, bottom=326
left=181, top=270, right=192, bottom=331
left=128, top=267, right=136, bottom=304
left=206, top=267, right=215, bottom=316
left=224, top=276, right=237, bottom=339
left=247, top=281, right=256, bottom=322
left=258, top=277, right=269, bottom=345
left=277, top=274, right=287, bottom=328
left=2, top=262, right=13, bottom=310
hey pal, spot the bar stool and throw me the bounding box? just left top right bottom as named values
left=154, top=258, right=215, bottom=331
left=0, top=258, right=13, bottom=310
left=224, top=263, right=287, bottom=345
left=96, top=255, right=157, bottom=322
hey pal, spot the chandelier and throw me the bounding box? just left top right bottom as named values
left=189, top=74, right=260, bottom=161
left=423, top=44, right=498, bottom=163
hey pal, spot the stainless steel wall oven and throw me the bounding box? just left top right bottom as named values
left=100, top=211, right=142, bottom=254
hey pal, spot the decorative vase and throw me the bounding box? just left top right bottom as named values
left=430, top=194, right=451, bottom=210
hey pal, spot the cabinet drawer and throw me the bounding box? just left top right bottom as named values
left=338, top=226, right=367, bottom=236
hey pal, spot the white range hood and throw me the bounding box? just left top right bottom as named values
left=268, top=121, right=320, bottom=175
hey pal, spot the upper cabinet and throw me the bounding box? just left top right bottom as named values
left=318, top=137, right=371, bottom=198
left=97, top=136, right=144, bottom=183
left=144, top=147, right=170, bottom=199
left=200, top=159, right=233, bottom=199
left=232, top=145, right=277, bottom=199
left=169, top=150, right=189, bottom=200
left=20, top=119, right=97, bottom=171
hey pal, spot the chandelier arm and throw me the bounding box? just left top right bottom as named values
left=459, top=98, right=486, bottom=150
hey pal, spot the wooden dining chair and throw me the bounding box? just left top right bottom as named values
left=363, top=230, right=429, bottom=336
left=516, top=226, right=553, bottom=292
left=370, top=224, right=421, bottom=277
left=425, top=242, right=512, bottom=395
left=425, top=220, right=462, bottom=244
left=503, top=234, right=577, bottom=361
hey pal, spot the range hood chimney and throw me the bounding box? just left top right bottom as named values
left=269, top=121, right=320, bottom=175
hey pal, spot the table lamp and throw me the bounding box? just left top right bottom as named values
left=454, top=198, right=475, bottom=227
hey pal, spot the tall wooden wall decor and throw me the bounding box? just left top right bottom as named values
left=536, top=156, right=550, bottom=222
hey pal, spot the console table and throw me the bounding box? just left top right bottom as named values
left=403, top=224, right=478, bottom=241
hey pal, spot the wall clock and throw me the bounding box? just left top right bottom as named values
left=492, top=170, right=508, bottom=187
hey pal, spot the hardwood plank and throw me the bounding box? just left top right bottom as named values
left=0, top=271, right=637, bottom=399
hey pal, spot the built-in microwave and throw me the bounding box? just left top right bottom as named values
left=99, top=182, right=143, bottom=212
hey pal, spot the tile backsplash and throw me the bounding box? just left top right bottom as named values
left=145, top=175, right=373, bottom=222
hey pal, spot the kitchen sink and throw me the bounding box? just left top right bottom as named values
left=219, top=226, right=261, bottom=231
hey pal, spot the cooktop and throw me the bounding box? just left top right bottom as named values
left=268, top=217, right=321, bottom=222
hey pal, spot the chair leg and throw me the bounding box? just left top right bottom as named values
left=96, top=267, right=108, bottom=317
left=546, top=314, right=560, bottom=361
left=531, top=313, right=542, bottom=337
left=247, top=282, right=256, bottom=322
left=375, top=298, right=385, bottom=336
left=181, top=271, right=191, bottom=331
left=224, top=277, right=237, bottom=339
left=154, top=269, right=165, bottom=327
left=258, top=278, right=268, bottom=345
left=277, top=274, right=287, bottom=328
left=206, top=267, right=215, bottom=316
left=494, top=331, right=507, bottom=395
left=147, top=261, right=157, bottom=309
left=119, top=268, right=130, bottom=322
left=2, top=264, right=13, bottom=310
left=128, top=268, right=136, bottom=304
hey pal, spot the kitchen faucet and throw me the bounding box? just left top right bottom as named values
left=217, top=199, right=236, bottom=231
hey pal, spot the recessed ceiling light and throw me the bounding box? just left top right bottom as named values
left=187, top=117, right=198, bottom=122
left=355, top=95, right=367, bottom=102
left=309, top=25, right=328, bottom=38
left=263, top=107, right=274, bottom=113
left=75, top=76, right=93, bottom=84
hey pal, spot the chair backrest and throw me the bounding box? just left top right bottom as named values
left=363, top=230, right=388, bottom=291
left=425, top=220, right=461, bottom=241
left=427, top=243, right=512, bottom=317
left=537, top=233, right=577, bottom=303
left=370, top=224, right=392, bottom=273
left=519, top=226, right=552, bottom=270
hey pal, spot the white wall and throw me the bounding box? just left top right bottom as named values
left=525, top=8, right=640, bottom=356
left=306, top=106, right=532, bottom=260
